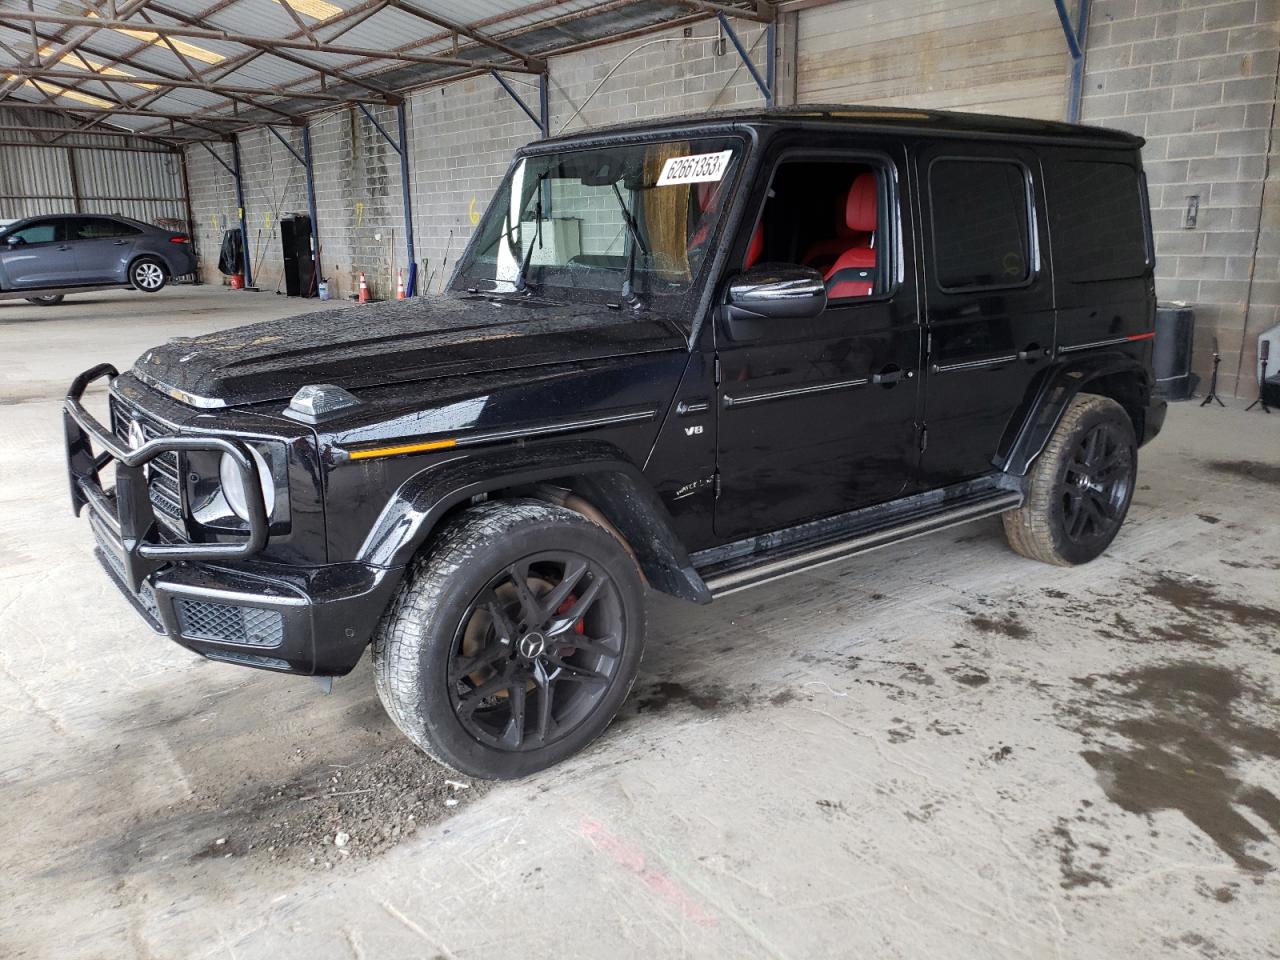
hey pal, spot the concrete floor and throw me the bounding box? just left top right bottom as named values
left=1, top=288, right=1278, bottom=960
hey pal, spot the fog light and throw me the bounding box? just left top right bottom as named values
left=219, top=446, right=275, bottom=521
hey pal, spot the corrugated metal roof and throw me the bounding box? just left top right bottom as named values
left=0, top=0, right=756, bottom=142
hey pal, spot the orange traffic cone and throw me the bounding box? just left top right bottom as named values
left=357, top=272, right=369, bottom=304
left=396, top=269, right=406, bottom=300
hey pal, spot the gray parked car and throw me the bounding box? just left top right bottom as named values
left=0, top=214, right=196, bottom=305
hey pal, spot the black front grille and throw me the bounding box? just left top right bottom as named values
left=110, top=396, right=185, bottom=532
left=174, top=598, right=284, bottom=647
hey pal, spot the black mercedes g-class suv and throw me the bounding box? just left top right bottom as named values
left=65, top=107, right=1165, bottom=779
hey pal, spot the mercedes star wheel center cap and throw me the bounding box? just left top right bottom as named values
left=517, top=632, right=547, bottom=661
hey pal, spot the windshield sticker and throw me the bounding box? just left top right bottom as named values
left=655, top=150, right=733, bottom=186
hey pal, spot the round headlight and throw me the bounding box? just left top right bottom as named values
left=219, top=447, right=275, bottom=521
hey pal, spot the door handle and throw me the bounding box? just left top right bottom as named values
left=57, top=245, right=72, bottom=251
left=1017, top=343, right=1046, bottom=362
left=112, top=240, right=129, bottom=245
left=872, top=367, right=913, bottom=386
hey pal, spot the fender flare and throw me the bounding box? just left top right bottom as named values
left=356, top=439, right=712, bottom=604
left=998, top=351, right=1152, bottom=476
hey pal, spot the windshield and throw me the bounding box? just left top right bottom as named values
left=452, top=136, right=744, bottom=306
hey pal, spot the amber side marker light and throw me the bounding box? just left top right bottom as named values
left=347, top=438, right=458, bottom=461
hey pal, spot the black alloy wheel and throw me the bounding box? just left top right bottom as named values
left=1002, top=393, right=1138, bottom=566
left=1058, top=421, right=1133, bottom=545
left=372, top=499, right=646, bottom=779
left=449, top=552, right=625, bottom=752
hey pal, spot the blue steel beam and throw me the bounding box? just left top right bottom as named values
left=490, top=69, right=547, bottom=136
left=1055, top=0, right=1091, bottom=123
left=357, top=103, right=401, bottom=155
left=396, top=102, right=416, bottom=271
left=230, top=135, right=252, bottom=288
left=716, top=12, right=772, bottom=105
left=354, top=104, right=417, bottom=284
left=301, top=126, right=322, bottom=293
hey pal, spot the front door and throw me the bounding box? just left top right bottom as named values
left=915, top=144, right=1056, bottom=486
left=713, top=146, right=922, bottom=540
left=0, top=218, right=74, bottom=288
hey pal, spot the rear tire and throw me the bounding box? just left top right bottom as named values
left=129, top=257, right=167, bottom=293
left=372, top=499, right=646, bottom=780
left=1002, top=394, right=1137, bottom=566
left=25, top=294, right=64, bottom=305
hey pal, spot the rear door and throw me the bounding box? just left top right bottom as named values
left=70, top=217, right=142, bottom=283
left=0, top=218, right=74, bottom=288
left=713, top=140, right=923, bottom=540
left=915, top=143, right=1055, bottom=487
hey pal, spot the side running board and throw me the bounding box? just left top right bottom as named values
left=697, top=487, right=1023, bottom=598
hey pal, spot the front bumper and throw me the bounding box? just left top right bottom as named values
left=66, top=364, right=398, bottom=676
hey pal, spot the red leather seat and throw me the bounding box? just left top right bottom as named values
left=690, top=181, right=763, bottom=268
left=824, top=173, right=877, bottom=299
left=745, top=221, right=764, bottom=268
left=802, top=172, right=875, bottom=274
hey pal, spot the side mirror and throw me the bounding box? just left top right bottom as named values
left=5, top=235, right=24, bottom=247
left=722, top=264, right=827, bottom=340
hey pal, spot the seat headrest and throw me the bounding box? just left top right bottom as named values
left=846, top=173, right=877, bottom=233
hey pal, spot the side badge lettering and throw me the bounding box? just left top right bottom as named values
left=684, top=425, right=704, bottom=437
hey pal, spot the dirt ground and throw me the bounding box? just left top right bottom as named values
left=1, top=288, right=1278, bottom=959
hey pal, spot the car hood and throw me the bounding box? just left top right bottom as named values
left=133, top=294, right=687, bottom=408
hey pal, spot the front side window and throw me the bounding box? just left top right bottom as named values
left=6, top=219, right=62, bottom=245
left=454, top=136, right=743, bottom=309
left=752, top=158, right=889, bottom=301
left=930, top=159, right=1031, bottom=291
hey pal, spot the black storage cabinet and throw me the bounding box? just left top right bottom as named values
left=1154, top=303, right=1196, bottom=401
left=280, top=214, right=316, bottom=298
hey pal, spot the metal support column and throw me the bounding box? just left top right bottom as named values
left=1055, top=0, right=1091, bottom=124
left=359, top=102, right=416, bottom=278
left=267, top=124, right=322, bottom=293
left=396, top=102, right=416, bottom=275
left=66, top=148, right=82, bottom=213
left=230, top=136, right=253, bottom=288
left=717, top=11, right=773, bottom=106
left=178, top=148, right=201, bottom=284
left=201, top=139, right=252, bottom=287
left=538, top=73, right=550, bottom=138
left=301, top=126, right=322, bottom=292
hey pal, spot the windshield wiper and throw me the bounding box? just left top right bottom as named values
left=514, top=170, right=551, bottom=292
left=610, top=183, right=649, bottom=301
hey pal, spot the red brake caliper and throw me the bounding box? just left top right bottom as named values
left=555, top=595, right=586, bottom=657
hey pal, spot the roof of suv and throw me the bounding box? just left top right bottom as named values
left=537, top=104, right=1143, bottom=151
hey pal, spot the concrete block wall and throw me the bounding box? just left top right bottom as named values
left=1081, top=0, right=1280, bottom=397
left=309, top=105, right=408, bottom=302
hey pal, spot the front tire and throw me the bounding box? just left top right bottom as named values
left=1002, top=394, right=1137, bottom=566
left=129, top=257, right=167, bottom=293
left=25, top=294, right=64, bottom=305
left=372, top=499, right=646, bottom=780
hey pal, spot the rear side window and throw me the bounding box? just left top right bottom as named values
left=74, top=218, right=141, bottom=240
left=929, top=159, right=1031, bottom=291
left=1047, top=161, right=1148, bottom=281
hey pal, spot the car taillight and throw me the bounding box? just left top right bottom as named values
left=169, top=235, right=190, bottom=244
